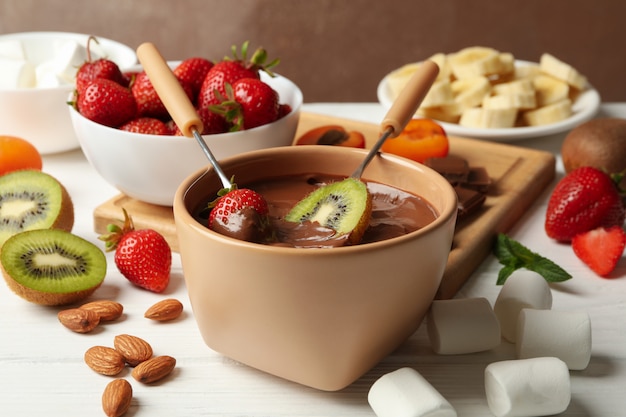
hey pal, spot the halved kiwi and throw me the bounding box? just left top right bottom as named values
left=0, top=170, right=74, bottom=247
left=1, top=229, right=107, bottom=306
left=285, top=177, right=372, bottom=245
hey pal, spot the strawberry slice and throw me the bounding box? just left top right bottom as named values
left=572, top=226, right=626, bottom=277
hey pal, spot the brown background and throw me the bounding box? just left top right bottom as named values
left=1, top=0, right=622, bottom=103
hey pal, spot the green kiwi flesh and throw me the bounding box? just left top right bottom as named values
left=1, top=229, right=106, bottom=306
left=284, top=177, right=372, bottom=244
left=0, top=170, right=74, bottom=247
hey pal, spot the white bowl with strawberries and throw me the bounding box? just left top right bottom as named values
left=69, top=42, right=303, bottom=206
left=0, top=32, right=136, bottom=154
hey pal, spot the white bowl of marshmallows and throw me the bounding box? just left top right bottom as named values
left=0, top=31, right=136, bottom=154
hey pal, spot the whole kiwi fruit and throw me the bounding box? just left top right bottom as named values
left=561, top=118, right=626, bottom=175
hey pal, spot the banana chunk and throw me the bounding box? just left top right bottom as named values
left=533, top=74, right=570, bottom=107
left=540, top=53, right=587, bottom=90
left=451, top=76, right=492, bottom=109
left=448, top=46, right=503, bottom=79
left=522, top=99, right=573, bottom=126
left=459, top=106, right=517, bottom=129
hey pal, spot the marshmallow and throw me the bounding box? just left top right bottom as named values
left=43, top=39, right=89, bottom=84
left=485, top=357, right=570, bottom=417
left=0, top=57, right=36, bottom=88
left=0, top=39, right=27, bottom=60
left=368, top=367, right=456, bottom=417
left=427, top=297, right=500, bottom=354
left=516, top=308, right=592, bottom=370
left=493, top=270, right=552, bottom=342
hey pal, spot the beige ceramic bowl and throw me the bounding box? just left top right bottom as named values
left=174, top=145, right=457, bottom=391
left=0, top=31, right=136, bottom=154
left=70, top=71, right=302, bottom=206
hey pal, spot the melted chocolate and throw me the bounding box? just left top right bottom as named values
left=195, top=174, right=438, bottom=248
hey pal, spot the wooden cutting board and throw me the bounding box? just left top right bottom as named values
left=94, top=112, right=556, bottom=299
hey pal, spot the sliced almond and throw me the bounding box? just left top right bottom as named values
left=131, top=355, right=176, bottom=384
left=102, top=379, right=133, bottom=417
left=80, top=300, right=124, bottom=322
left=144, top=298, right=183, bottom=322
left=58, top=308, right=100, bottom=333
left=84, top=346, right=126, bottom=376
left=114, top=334, right=153, bottom=366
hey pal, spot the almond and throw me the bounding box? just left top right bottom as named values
left=84, top=346, right=126, bottom=376
left=131, top=355, right=176, bottom=384
left=144, top=298, right=183, bottom=322
left=114, top=334, right=153, bottom=366
left=58, top=308, right=100, bottom=333
left=80, top=300, right=124, bottom=321
left=102, top=379, right=132, bottom=417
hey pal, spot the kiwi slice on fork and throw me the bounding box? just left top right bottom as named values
left=285, top=177, right=372, bottom=245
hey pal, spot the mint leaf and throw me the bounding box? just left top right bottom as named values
left=493, top=233, right=572, bottom=285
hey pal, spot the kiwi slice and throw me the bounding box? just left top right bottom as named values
left=0, top=170, right=74, bottom=247
left=1, top=229, right=106, bottom=306
left=285, top=177, right=372, bottom=245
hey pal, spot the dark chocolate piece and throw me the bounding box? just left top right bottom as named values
left=455, top=186, right=486, bottom=219
left=425, top=155, right=469, bottom=185
left=466, top=167, right=491, bottom=193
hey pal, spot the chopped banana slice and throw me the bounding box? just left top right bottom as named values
left=539, top=53, right=588, bottom=90
left=533, top=74, right=570, bottom=107
left=522, top=99, right=573, bottom=126
left=451, top=76, right=492, bottom=109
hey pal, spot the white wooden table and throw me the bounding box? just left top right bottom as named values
left=1, top=103, right=625, bottom=416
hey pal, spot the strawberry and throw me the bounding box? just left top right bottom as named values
left=75, top=36, right=129, bottom=93
left=99, top=209, right=172, bottom=293
left=197, top=41, right=278, bottom=109
left=131, top=70, right=194, bottom=120
left=207, top=185, right=272, bottom=242
left=277, top=103, right=292, bottom=120
left=210, top=78, right=279, bottom=131
left=119, top=117, right=170, bottom=135
left=209, top=187, right=269, bottom=227
left=572, top=226, right=626, bottom=276
left=545, top=166, right=625, bottom=242
left=173, top=57, right=214, bottom=100
left=75, top=78, right=137, bottom=128
left=197, top=60, right=259, bottom=108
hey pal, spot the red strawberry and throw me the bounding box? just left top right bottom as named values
left=208, top=186, right=272, bottom=242
left=572, top=226, right=626, bottom=276
left=75, top=36, right=129, bottom=93
left=173, top=57, right=214, bottom=100
left=545, top=166, right=625, bottom=242
left=76, top=78, right=137, bottom=128
left=119, top=117, right=170, bottom=135
left=197, top=41, right=278, bottom=109
left=197, top=60, right=260, bottom=108
left=99, top=209, right=172, bottom=293
left=131, top=70, right=194, bottom=119
left=233, top=78, right=279, bottom=129
left=277, top=103, right=292, bottom=120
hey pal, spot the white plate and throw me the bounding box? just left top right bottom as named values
left=377, top=61, right=601, bottom=141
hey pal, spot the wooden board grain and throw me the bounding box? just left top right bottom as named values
left=94, top=112, right=556, bottom=299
